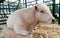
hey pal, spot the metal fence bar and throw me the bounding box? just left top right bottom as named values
left=25, top=0, right=27, bottom=8
left=58, top=2, right=60, bottom=24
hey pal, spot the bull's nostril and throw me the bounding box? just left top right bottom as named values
left=52, top=19, right=55, bottom=23
left=52, top=19, right=54, bottom=21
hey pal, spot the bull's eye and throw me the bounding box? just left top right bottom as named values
left=40, top=11, right=44, bottom=13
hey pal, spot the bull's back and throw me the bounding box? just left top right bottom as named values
left=7, top=7, right=34, bottom=28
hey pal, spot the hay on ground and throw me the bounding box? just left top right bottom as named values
left=2, top=23, right=60, bottom=38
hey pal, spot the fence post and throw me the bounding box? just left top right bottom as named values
left=35, top=0, right=37, bottom=4
left=58, top=2, right=60, bottom=24
left=52, top=0, right=55, bottom=15
left=25, top=0, right=27, bottom=8
left=8, top=0, right=10, bottom=12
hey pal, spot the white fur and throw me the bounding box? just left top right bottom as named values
left=15, top=30, right=29, bottom=36
left=7, top=3, right=55, bottom=36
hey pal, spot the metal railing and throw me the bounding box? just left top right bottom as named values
left=0, top=0, right=59, bottom=25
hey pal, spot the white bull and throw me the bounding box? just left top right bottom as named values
left=7, top=3, right=55, bottom=36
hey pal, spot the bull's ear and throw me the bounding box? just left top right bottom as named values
left=35, top=6, right=38, bottom=11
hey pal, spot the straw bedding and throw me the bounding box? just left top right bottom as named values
left=2, top=23, right=60, bottom=38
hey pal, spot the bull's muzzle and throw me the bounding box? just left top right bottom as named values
left=52, top=19, right=55, bottom=24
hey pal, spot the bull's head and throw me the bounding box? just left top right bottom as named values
left=34, top=3, right=55, bottom=24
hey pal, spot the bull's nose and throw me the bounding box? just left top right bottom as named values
left=52, top=19, right=55, bottom=24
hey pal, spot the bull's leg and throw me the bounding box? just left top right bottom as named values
left=13, top=24, right=29, bottom=36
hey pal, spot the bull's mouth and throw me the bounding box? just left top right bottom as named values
left=38, top=19, right=56, bottom=24
left=38, top=21, right=49, bottom=24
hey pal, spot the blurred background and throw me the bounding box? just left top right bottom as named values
left=0, top=0, right=59, bottom=32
